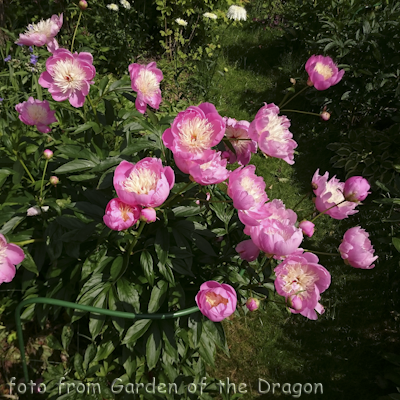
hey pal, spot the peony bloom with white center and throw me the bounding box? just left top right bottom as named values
left=248, top=103, right=297, bottom=165
left=226, top=5, right=247, bottom=21
left=305, top=55, right=344, bottom=91
left=113, top=158, right=175, bottom=208
left=107, top=3, right=119, bottom=11
left=15, top=97, right=57, bottom=133
left=103, top=198, right=140, bottom=231
left=274, top=252, right=331, bottom=320
left=175, top=18, right=188, bottom=26
left=120, top=0, right=131, bottom=9
left=203, top=12, right=218, bottom=20
left=38, top=49, right=96, bottom=108
left=162, top=102, right=225, bottom=166
left=312, top=169, right=358, bottom=220
left=222, top=117, right=256, bottom=166
left=129, top=62, right=163, bottom=114
left=16, top=14, right=63, bottom=53
left=0, top=234, right=25, bottom=285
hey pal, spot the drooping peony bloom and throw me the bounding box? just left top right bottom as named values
left=162, top=102, right=225, bottom=163
left=343, top=176, right=370, bottom=202
left=113, top=158, right=175, bottom=208
left=175, top=18, right=188, bottom=26
left=274, top=251, right=331, bottom=320
left=103, top=198, right=141, bottom=231
left=128, top=62, right=163, bottom=114
left=248, top=103, right=297, bottom=165
left=195, top=281, right=237, bottom=322
left=312, top=169, right=358, bottom=220
left=15, top=14, right=63, bottom=53
left=305, top=55, right=344, bottom=91
left=226, top=5, right=247, bottom=21
left=339, top=227, right=378, bottom=269
left=120, top=0, right=131, bottom=9
left=107, top=3, right=119, bottom=11
left=203, top=12, right=218, bottom=20
left=250, top=219, right=303, bottom=257
left=222, top=117, right=256, bottom=166
left=15, top=97, right=57, bottom=133
left=27, top=206, right=41, bottom=216
left=299, top=220, right=315, bottom=237
left=39, top=48, right=96, bottom=108
left=0, top=234, right=25, bottom=285
left=140, top=207, right=157, bottom=223
left=177, top=151, right=229, bottom=186
left=236, top=239, right=260, bottom=262
left=246, top=297, right=260, bottom=312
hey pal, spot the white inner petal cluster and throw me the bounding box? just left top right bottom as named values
left=240, top=176, right=264, bottom=202
left=26, top=18, right=53, bottom=37
left=262, top=114, right=286, bottom=143
left=282, top=263, right=316, bottom=299
left=27, top=104, right=47, bottom=123
left=314, top=62, right=333, bottom=80
left=123, top=168, right=158, bottom=194
left=52, top=59, right=86, bottom=94
left=118, top=203, right=133, bottom=221
left=324, top=180, right=345, bottom=205
left=179, top=117, right=213, bottom=153
left=227, top=5, right=247, bottom=21
left=226, top=127, right=248, bottom=152
left=0, top=237, right=7, bottom=262
left=136, top=70, right=159, bottom=97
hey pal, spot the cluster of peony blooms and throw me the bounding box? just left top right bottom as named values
left=9, top=14, right=377, bottom=323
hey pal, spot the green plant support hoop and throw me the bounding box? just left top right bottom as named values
left=15, top=297, right=200, bottom=383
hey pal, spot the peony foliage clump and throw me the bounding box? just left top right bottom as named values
left=0, top=9, right=378, bottom=399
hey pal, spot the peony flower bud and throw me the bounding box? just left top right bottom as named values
left=246, top=297, right=260, bottom=312
left=140, top=207, right=157, bottom=223
left=43, top=149, right=53, bottom=159
left=287, top=295, right=303, bottom=311
left=321, top=111, right=330, bottom=121
left=50, top=176, right=59, bottom=186
left=299, top=220, right=315, bottom=237
left=27, top=206, right=41, bottom=216
left=78, top=0, right=88, bottom=10
left=343, top=176, right=370, bottom=202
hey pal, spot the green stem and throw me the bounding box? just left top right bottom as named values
left=261, top=255, right=273, bottom=276
left=87, top=94, right=99, bottom=125
left=293, top=192, right=311, bottom=211
left=303, top=249, right=340, bottom=256
left=310, top=199, right=346, bottom=222
left=17, top=156, right=35, bottom=184
left=12, top=239, right=44, bottom=246
left=281, top=109, right=321, bottom=117
left=163, top=181, right=195, bottom=207
left=280, top=86, right=309, bottom=109
left=39, top=159, right=49, bottom=202
left=70, top=11, right=82, bottom=53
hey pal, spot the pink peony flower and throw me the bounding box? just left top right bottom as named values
left=262, top=199, right=297, bottom=225
left=43, top=149, right=54, bottom=159
left=195, top=281, right=237, bottom=322
left=113, top=158, right=175, bottom=208
left=248, top=103, right=297, bottom=165
left=339, top=227, right=378, bottom=269
left=222, top=117, right=256, bottom=165
left=38, top=48, right=96, bottom=108
left=180, top=151, right=230, bottom=186
left=312, top=169, right=358, bottom=220
left=0, top=234, right=25, bottom=285
left=321, top=111, right=331, bottom=121
left=162, top=103, right=225, bottom=163
left=274, top=252, right=331, bottom=320
left=343, top=176, right=370, bottom=202
left=128, top=62, right=163, bottom=114
left=15, top=97, right=57, bottom=133
left=15, top=14, right=63, bottom=52
left=236, top=239, right=260, bottom=261
left=249, top=219, right=303, bottom=257
left=140, top=207, right=157, bottom=223
left=246, top=297, right=260, bottom=312
left=305, top=55, right=344, bottom=91
left=103, top=198, right=141, bottom=231
left=299, top=220, right=315, bottom=237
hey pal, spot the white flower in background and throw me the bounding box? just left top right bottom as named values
left=203, top=12, right=218, bottom=20
left=175, top=18, right=188, bottom=27
left=120, top=0, right=131, bottom=9
left=226, top=5, right=247, bottom=21
left=107, top=3, right=119, bottom=11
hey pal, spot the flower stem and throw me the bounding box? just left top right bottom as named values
left=280, top=109, right=321, bottom=117
left=293, top=192, right=311, bottom=211
left=261, top=255, right=274, bottom=276
left=86, top=94, right=100, bottom=125
left=70, top=11, right=82, bottom=53
left=310, top=199, right=346, bottom=222
left=280, top=86, right=309, bottom=109
left=39, top=159, right=49, bottom=202
left=12, top=239, right=44, bottom=246
left=303, top=249, right=340, bottom=256
left=163, top=181, right=196, bottom=207
left=16, top=155, right=35, bottom=184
